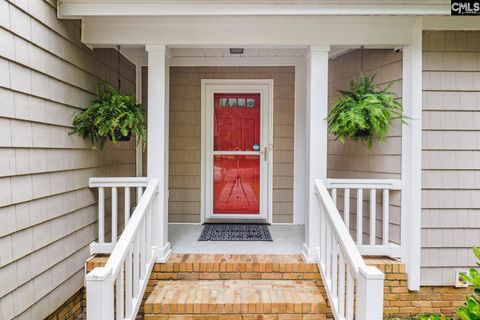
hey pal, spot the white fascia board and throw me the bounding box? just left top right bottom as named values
left=80, top=16, right=415, bottom=47
left=58, top=2, right=450, bottom=19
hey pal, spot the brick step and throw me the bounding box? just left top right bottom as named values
left=151, top=254, right=321, bottom=281
left=144, top=279, right=327, bottom=319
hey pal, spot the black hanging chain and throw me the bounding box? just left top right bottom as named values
left=117, top=45, right=121, bottom=90
left=360, top=45, right=365, bottom=74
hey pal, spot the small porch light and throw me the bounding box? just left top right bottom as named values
left=229, top=48, right=244, bottom=55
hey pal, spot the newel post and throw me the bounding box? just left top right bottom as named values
left=356, top=265, right=384, bottom=320
left=86, top=267, right=114, bottom=320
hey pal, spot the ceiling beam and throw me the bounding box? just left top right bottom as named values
left=80, top=16, right=415, bottom=47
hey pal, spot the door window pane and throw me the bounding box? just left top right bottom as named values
left=214, top=93, right=260, bottom=151
left=213, top=155, right=260, bottom=214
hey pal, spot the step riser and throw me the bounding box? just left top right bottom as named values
left=154, top=262, right=319, bottom=274
left=149, top=303, right=325, bottom=314
left=145, top=315, right=327, bottom=320
left=152, top=272, right=321, bottom=280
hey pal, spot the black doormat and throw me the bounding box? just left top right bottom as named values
left=199, top=224, right=273, bottom=241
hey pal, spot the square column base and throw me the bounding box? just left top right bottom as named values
left=154, top=242, right=172, bottom=263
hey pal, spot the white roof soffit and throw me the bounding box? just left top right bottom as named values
left=58, top=0, right=451, bottom=18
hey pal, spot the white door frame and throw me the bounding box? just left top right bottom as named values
left=201, top=79, right=274, bottom=224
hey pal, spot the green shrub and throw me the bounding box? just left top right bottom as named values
left=457, top=247, right=480, bottom=319
left=416, top=315, right=453, bottom=320
left=327, top=74, right=406, bottom=147
left=415, top=247, right=480, bottom=320
left=70, top=84, right=146, bottom=149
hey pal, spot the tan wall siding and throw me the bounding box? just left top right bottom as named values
left=168, top=66, right=295, bottom=223
left=0, top=1, right=136, bottom=319
left=421, top=31, right=480, bottom=285
left=327, top=49, right=403, bottom=244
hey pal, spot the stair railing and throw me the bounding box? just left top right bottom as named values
left=86, top=178, right=159, bottom=320
left=315, top=179, right=384, bottom=320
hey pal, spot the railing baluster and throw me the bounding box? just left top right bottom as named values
left=370, top=189, right=376, bottom=245
left=356, top=189, right=363, bottom=245
left=331, top=188, right=337, bottom=205
left=383, top=189, right=390, bottom=246
left=146, top=203, right=152, bottom=261
left=125, top=187, right=131, bottom=227
left=111, top=187, right=118, bottom=244
left=346, top=268, right=354, bottom=320
left=140, top=217, right=146, bottom=279
left=320, top=204, right=326, bottom=265
left=326, top=220, right=332, bottom=281
left=133, top=232, right=140, bottom=297
left=98, top=187, right=105, bottom=244
left=344, top=188, right=350, bottom=229
left=116, top=264, right=124, bottom=320
left=338, top=250, right=346, bottom=318
left=331, top=239, right=338, bottom=299
left=125, top=246, right=133, bottom=318
left=137, top=187, right=143, bottom=203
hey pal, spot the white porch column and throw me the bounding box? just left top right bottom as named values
left=146, top=45, right=171, bottom=262
left=135, top=60, right=143, bottom=177
left=401, top=19, right=422, bottom=291
left=302, top=45, right=330, bottom=262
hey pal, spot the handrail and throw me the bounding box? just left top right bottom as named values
left=314, top=179, right=384, bottom=320
left=89, top=177, right=149, bottom=188
left=315, top=179, right=366, bottom=272
left=326, top=178, right=401, bottom=190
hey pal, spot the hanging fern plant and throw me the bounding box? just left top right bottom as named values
left=327, top=74, right=407, bottom=147
left=70, top=84, right=146, bottom=149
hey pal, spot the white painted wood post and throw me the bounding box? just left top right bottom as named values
left=86, top=268, right=114, bottom=320
left=302, top=45, right=330, bottom=261
left=135, top=61, right=143, bottom=177
left=356, top=265, right=385, bottom=320
left=146, top=45, right=171, bottom=262
left=294, top=61, right=307, bottom=225
left=401, top=18, right=422, bottom=291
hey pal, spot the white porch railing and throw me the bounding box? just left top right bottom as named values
left=325, top=178, right=402, bottom=257
left=89, top=177, right=149, bottom=254
left=86, top=178, right=158, bottom=320
left=315, top=179, right=384, bottom=320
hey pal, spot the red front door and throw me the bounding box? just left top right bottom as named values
left=213, top=93, right=261, bottom=215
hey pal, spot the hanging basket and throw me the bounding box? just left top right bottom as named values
left=109, top=129, right=132, bottom=142
left=353, top=129, right=371, bottom=140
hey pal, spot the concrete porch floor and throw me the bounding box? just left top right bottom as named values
left=168, top=224, right=304, bottom=255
